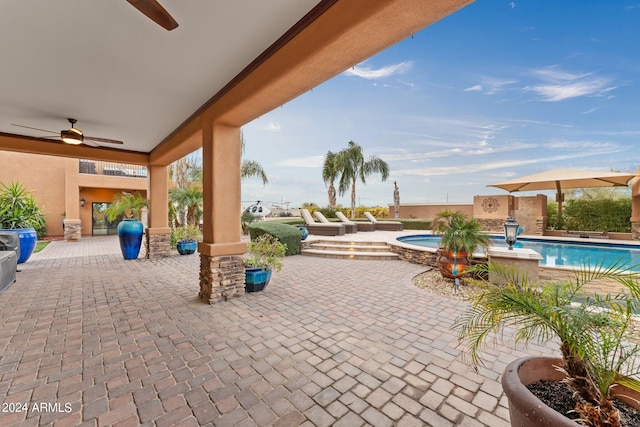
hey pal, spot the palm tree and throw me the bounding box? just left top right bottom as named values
left=241, top=160, right=268, bottom=184
left=336, top=140, right=390, bottom=218
left=241, top=131, right=268, bottom=184
left=322, top=151, right=339, bottom=208
left=169, top=185, right=203, bottom=226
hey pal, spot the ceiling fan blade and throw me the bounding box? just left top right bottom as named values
left=11, top=123, right=57, bottom=134
left=85, top=136, right=124, bottom=145
left=127, top=0, right=179, bottom=31
left=82, top=140, right=100, bottom=148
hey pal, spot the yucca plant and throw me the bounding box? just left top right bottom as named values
left=0, top=181, right=47, bottom=235
left=455, top=259, right=640, bottom=427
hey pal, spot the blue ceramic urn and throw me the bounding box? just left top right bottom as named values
left=117, top=218, right=144, bottom=260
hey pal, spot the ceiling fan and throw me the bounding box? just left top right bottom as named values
left=127, top=0, right=178, bottom=31
left=11, top=118, right=124, bottom=147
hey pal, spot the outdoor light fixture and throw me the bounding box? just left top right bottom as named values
left=80, top=198, right=85, bottom=208
left=504, top=216, right=519, bottom=250
left=61, top=128, right=83, bottom=145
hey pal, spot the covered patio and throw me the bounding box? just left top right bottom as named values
left=0, top=237, right=556, bottom=426
left=0, top=0, right=476, bottom=304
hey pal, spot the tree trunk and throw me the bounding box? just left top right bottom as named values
left=350, top=180, right=357, bottom=219
left=328, top=184, right=336, bottom=209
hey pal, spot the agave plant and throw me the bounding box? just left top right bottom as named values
left=455, top=259, right=640, bottom=427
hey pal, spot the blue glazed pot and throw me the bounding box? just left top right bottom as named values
left=2, top=228, right=37, bottom=264
left=297, top=226, right=309, bottom=241
left=117, top=218, right=144, bottom=260
left=244, top=268, right=272, bottom=292
left=177, top=240, right=197, bottom=255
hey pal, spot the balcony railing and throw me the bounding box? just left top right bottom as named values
left=79, top=160, right=147, bottom=178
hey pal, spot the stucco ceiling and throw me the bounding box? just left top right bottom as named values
left=0, top=0, right=321, bottom=153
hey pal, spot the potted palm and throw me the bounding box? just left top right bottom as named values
left=172, top=225, right=202, bottom=255
left=243, top=234, right=286, bottom=292
left=104, top=191, right=148, bottom=260
left=455, top=260, right=640, bottom=427
left=431, top=210, right=490, bottom=279
left=0, top=181, right=46, bottom=263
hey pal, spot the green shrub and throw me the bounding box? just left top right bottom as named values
left=397, top=219, right=432, bottom=230
left=248, top=222, right=302, bottom=256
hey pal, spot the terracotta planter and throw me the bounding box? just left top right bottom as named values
left=502, top=357, right=640, bottom=426
left=436, top=249, right=469, bottom=279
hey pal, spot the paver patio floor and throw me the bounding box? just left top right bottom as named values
left=0, top=236, right=556, bottom=426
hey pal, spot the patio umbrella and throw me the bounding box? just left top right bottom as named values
left=488, top=168, right=637, bottom=220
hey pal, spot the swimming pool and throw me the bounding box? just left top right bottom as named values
left=396, top=235, right=640, bottom=271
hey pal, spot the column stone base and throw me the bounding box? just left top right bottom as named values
left=145, top=229, right=171, bottom=258
left=633, top=222, right=640, bottom=240
left=199, top=254, right=245, bottom=304
left=63, top=219, right=81, bottom=241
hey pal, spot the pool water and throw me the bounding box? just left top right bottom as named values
left=397, top=235, right=640, bottom=271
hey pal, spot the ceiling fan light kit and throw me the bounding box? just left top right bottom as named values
left=61, top=128, right=83, bottom=145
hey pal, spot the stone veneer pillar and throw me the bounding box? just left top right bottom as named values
left=199, top=254, right=245, bottom=304
left=632, top=222, right=640, bottom=240
left=63, top=219, right=81, bottom=241
left=145, top=229, right=171, bottom=258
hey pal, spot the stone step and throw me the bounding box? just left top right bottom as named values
left=312, top=240, right=388, bottom=247
left=300, top=248, right=399, bottom=260
left=307, top=243, right=391, bottom=252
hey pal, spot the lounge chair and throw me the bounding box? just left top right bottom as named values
left=336, top=211, right=375, bottom=232
left=300, top=209, right=346, bottom=236
left=314, top=211, right=357, bottom=234
left=364, top=211, right=404, bottom=231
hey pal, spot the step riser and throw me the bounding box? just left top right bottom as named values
left=301, top=251, right=399, bottom=261
left=307, top=245, right=390, bottom=252
left=312, top=240, right=388, bottom=247
left=301, top=239, right=398, bottom=260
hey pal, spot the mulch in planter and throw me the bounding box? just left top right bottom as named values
left=527, top=380, right=640, bottom=426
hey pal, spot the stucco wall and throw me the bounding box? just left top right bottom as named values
left=389, top=204, right=473, bottom=219
left=0, top=151, right=66, bottom=236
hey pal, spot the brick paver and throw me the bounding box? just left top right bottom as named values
left=0, top=235, right=558, bottom=425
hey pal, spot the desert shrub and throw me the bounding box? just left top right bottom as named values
left=248, top=222, right=302, bottom=256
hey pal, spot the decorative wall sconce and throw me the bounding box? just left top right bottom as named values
left=80, top=198, right=86, bottom=208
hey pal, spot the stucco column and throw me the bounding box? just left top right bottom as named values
left=198, top=120, right=246, bottom=304
left=145, top=165, right=171, bottom=257
left=63, top=158, right=81, bottom=241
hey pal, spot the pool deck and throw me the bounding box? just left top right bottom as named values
left=0, top=234, right=557, bottom=426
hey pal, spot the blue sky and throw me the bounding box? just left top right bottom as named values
left=241, top=1, right=640, bottom=210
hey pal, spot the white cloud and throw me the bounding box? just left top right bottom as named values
left=464, top=84, right=483, bottom=92
left=526, top=67, right=616, bottom=101
left=344, top=61, right=412, bottom=80
left=264, top=121, right=281, bottom=131
left=275, top=155, right=324, bottom=168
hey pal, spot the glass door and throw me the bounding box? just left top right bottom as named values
left=92, top=202, right=121, bottom=235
